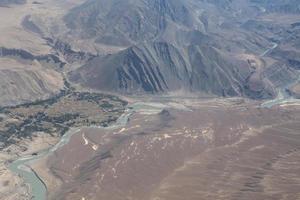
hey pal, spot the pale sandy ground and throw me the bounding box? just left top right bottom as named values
left=290, top=83, right=300, bottom=98
left=0, top=0, right=86, bottom=106
left=0, top=2, right=64, bottom=197
left=0, top=57, right=64, bottom=106
left=0, top=0, right=85, bottom=55
left=3, top=97, right=300, bottom=200
left=0, top=0, right=51, bottom=55
left=0, top=133, right=59, bottom=200
left=0, top=153, right=29, bottom=200
left=35, top=98, right=300, bottom=200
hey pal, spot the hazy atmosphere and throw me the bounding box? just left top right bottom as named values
left=0, top=0, right=299, bottom=200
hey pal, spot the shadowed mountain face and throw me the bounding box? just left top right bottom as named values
left=71, top=42, right=256, bottom=96
left=63, top=0, right=300, bottom=98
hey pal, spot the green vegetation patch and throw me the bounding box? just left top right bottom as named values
left=0, top=90, right=127, bottom=150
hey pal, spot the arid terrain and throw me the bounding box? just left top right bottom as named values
left=0, top=0, right=299, bottom=200
left=289, top=83, right=300, bottom=98
left=0, top=82, right=126, bottom=200
left=32, top=98, right=300, bottom=200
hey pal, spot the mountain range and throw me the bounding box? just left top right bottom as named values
left=1, top=0, right=300, bottom=105
left=55, top=0, right=297, bottom=98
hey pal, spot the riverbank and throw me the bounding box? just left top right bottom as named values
left=4, top=95, right=300, bottom=200
left=0, top=89, right=127, bottom=200
left=6, top=100, right=184, bottom=200
left=29, top=98, right=300, bottom=200
left=0, top=133, right=59, bottom=200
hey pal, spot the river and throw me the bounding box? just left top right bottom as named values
left=7, top=42, right=300, bottom=199
left=8, top=102, right=166, bottom=200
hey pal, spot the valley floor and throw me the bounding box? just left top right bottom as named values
left=10, top=97, right=299, bottom=200
left=0, top=1, right=300, bottom=199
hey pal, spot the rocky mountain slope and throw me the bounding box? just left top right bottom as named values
left=70, top=42, right=267, bottom=97
left=0, top=57, right=63, bottom=106
left=0, top=1, right=300, bottom=200
left=62, top=0, right=300, bottom=98
left=64, top=0, right=204, bottom=47
left=1, top=0, right=300, bottom=101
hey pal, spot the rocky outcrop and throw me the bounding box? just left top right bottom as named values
left=50, top=39, right=95, bottom=64
left=263, top=62, right=298, bottom=87
left=271, top=48, right=300, bottom=70
left=61, top=0, right=299, bottom=99
left=70, top=42, right=260, bottom=97
left=63, top=0, right=202, bottom=46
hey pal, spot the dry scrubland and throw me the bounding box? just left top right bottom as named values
left=0, top=0, right=299, bottom=200
left=31, top=99, right=300, bottom=200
